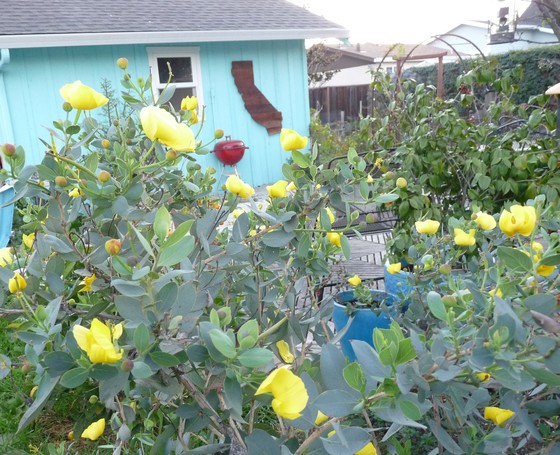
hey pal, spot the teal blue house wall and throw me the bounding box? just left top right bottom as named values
left=0, top=40, right=309, bottom=187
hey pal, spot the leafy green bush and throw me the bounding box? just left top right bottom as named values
left=1, top=58, right=559, bottom=455
left=366, top=64, right=560, bottom=263
left=411, top=45, right=560, bottom=104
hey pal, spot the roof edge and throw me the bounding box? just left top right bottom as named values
left=0, top=28, right=349, bottom=49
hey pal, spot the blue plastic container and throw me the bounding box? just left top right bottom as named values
left=333, top=290, right=398, bottom=361
left=383, top=264, right=414, bottom=301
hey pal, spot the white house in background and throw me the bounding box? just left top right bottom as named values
left=427, top=2, right=558, bottom=56
left=315, top=43, right=449, bottom=88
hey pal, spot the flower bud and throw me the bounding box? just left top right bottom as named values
left=62, top=102, right=73, bottom=112
left=126, top=256, right=138, bottom=267
left=206, top=166, right=216, bottom=174
left=113, top=120, right=119, bottom=127
left=383, top=171, right=395, bottom=180
left=117, top=58, right=129, bottom=70
left=55, top=176, right=68, bottom=187
left=396, top=177, right=407, bottom=189
left=97, top=170, right=111, bottom=183
left=214, top=129, right=224, bottom=139
left=121, top=359, right=134, bottom=372
left=88, top=395, right=99, bottom=404
left=365, top=213, right=378, bottom=224
left=105, top=239, right=122, bottom=256
left=35, top=305, right=48, bottom=321
left=101, top=139, right=111, bottom=149
left=166, top=150, right=178, bottom=161
left=1, top=143, right=16, bottom=157
left=439, top=264, right=452, bottom=274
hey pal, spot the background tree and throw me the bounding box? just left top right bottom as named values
left=535, top=0, right=560, bottom=39
left=307, top=43, right=341, bottom=86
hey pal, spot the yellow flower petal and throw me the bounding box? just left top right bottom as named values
left=499, top=205, right=536, bottom=237
left=314, top=410, right=329, bottom=425
left=266, top=180, right=289, bottom=199
left=347, top=275, right=362, bottom=287
left=476, top=372, right=491, bottom=382
left=280, top=128, right=308, bottom=152
left=484, top=406, right=515, bottom=426
left=79, top=274, right=96, bottom=292
left=8, top=272, right=27, bottom=293
left=489, top=288, right=503, bottom=298
left=73, top=318, right=123, bottom=364
left=415, top=219, right=440, bottom=235
left=454, top=228, right=476, bottom=247
left=140, top=105, right=195, bottom=152
left=255, top=368, right=308, bottom=419
left=81, top=418, right=106, bottom=441
left=22, top=233, right=35, bottom=249
left=276, top=340, right=295, bottom=364
left=59, top=81, right=109, bottom=110
left=68, top=187, right=84, bottom=198
left=0, top=247, right=14, bottom=267
left=327, top=232, right=341, bottom=247
left=356, top=442, right=378, bottom=455
left=180, top=95, right=198, bottom=111
left=473, top=212, right=497, bottom=230
left=386, top=262, right=402, bottom=275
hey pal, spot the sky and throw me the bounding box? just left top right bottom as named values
left=288, top=0, right=531, bottom=44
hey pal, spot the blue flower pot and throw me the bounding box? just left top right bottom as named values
left=384, top=264, right=414, bottom=301
left=333, top=290, right=398, bottom=361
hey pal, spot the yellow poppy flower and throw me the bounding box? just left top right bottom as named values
left=180, top=95, right=198, bottom=111
left=225, top=175, right=255, bottom=199
left=140, top=105, right=195, bottom=152
left=79, top=274, right=96, bottom=293
left=9, top=272, right=27, bottom=293
left=286, top=181, right=297, bottom=191
left=473, top=212, right=496, bottom=230
left=22, top=233, right=35, bottom=249
left=484, top=406, right=515, bottom=426
left=81, top=418, right=106, bottom=441
left=255, top=367, right=308, bottom=419
left=0, top=247, right=14, bottom=267
left=280, top=128, right=308, bottom=152
left=415, top=219, right=440, bottom=235
left=498, top=205, right=536, bottom=237
left=386, top=262, right=402, bottom=275
left=454, top=228, right=476, bottom=247
left=327, top=232, right=341, bottom=247
left=72, top=318, right=124, bottom=364
left=276, top=340, right=295, bottom=364
left=266, top=180, right=289, bottom=198
left=59, top=81, right=109, bottom=110
left=348, top=275, right=362, bottom=287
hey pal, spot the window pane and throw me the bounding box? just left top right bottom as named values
left=166, top=87, right=195, bottom=111
left=157, top=57, right=193, bottom=83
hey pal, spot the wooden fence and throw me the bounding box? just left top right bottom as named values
left=309, top=85, right=373, bottom=124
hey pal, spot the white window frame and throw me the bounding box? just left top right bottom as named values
left=147, top=47, right=204, bottom=107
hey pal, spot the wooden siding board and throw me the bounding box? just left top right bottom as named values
left=2, top=40, right=309, bottom=187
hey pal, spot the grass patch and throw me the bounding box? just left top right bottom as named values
left=0, top=319, right=106, bottom=453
